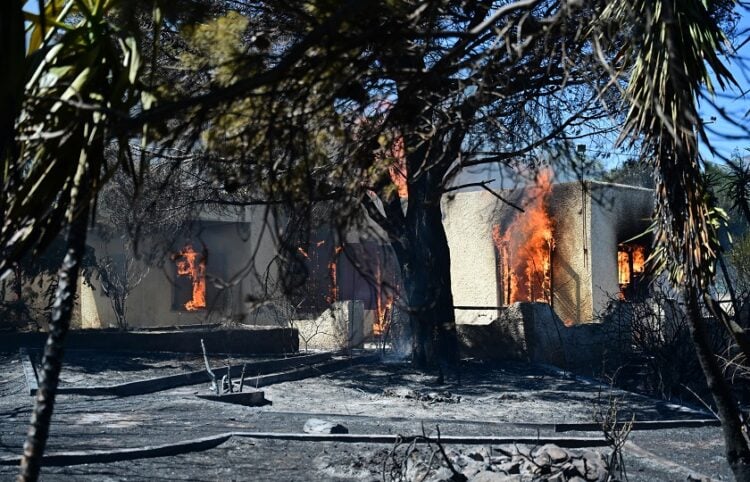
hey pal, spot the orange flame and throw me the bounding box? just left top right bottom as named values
left=618, top=244, right=646, bottom=296
left=618, top=251, right=630, bottom=285
left=326, top=246, right=343, bottom=304
left=374, top=295, right=393, bottom=336
left=492, top=170, right=555, bottom=304
left=388, top=136, right=408, bottom=199
left=373, top=262, right=394, bottom=336
left=174, top=244, right=206, bottom=311
left=632, top=245, right=646, bottom=274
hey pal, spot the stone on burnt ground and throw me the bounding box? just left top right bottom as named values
left=406, top=459, right=428, bottom=481
left=463, top=445, right=608, bottom=481
left=430, top=467, right=455, bottom=482
left=493, top=461, right=521, bottom=474
left=470, top=472, right=520, bottom=482
left=303, top=418, right=349, bottom=434
left=534, top=444, right=570, bottom=463
left=569, top=456, right=607, bottom=482
left=466, top=449, right=488, bottom=462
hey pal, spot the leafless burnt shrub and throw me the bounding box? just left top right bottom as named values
left=593, top=376, right=633, bottom=482
left=598, top=283, right=727, bottom=404
left=381, top=426, right=466, bottom=482
left=93, top=253, right=150, bottom=331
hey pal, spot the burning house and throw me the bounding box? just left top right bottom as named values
left=444, top=177, right=654, bottom=365
left=444, top=178, right=654, bottom=325
left=71, top=169, right=653, bottom=363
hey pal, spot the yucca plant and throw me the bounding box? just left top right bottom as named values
left=0, top=1, right=160, bottom=480
left=597, top=0, right=750, bottom=478
left=0, top=0, right=25, bottom=168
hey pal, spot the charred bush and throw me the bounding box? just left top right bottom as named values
left=598, top=284, right=730, bottom=405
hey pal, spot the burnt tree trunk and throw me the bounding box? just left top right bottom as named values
left=12, top=265, right=22, bottom=300
left=395, top=170, right=458, bottom=370
left=375, top=49, right=475, bottom=372
left=684, top=285, right=750, bottom=481
left=18, top=201, right=90, bottom=482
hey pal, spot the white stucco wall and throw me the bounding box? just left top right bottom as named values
left=547, top=182, right=593, bottom=324
left=295, top=300, right=366, bottom=351
left=442, top=190, right=501, bottom=325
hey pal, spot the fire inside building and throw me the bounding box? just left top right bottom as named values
left=172, top=244, right=208, bottom=312
left=445, top=177, right=653, bottom=366
left=443, top=177, right=653, bottom=326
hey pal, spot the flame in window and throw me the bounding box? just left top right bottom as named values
left=173, top=244, right=207, bottom=311
left=492, top=170, right=555, bottom=304
left=618, top=244, right=647, bottom=299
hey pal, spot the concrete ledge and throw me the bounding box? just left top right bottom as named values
left=196, top=390, right=270, bottom=406
left=233, top=432, right=610, bottom=447
left=0, top=327, right=299, bottom=355
left=244, top=354, right=378, bottom=389
left=28, top=352, right=334, bottom=397
left=266, top=411, right=719, bottom=433
left=554, top=419, right=720, bottom=432
left=18, top=348, right=38, bottom=396
left=0, top=434, right=232, bottom=466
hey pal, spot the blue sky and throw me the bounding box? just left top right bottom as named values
left=699, top=6, right=750, bottom=162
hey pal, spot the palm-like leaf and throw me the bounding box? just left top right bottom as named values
left=1, top=0, right=152, bottom=277
left=2, top=2, right=161, bottom=480
left=0, top=0, right=26, bottom=193
left=723, top=157, right=750, bottom=224
left=599, top=0, right=750, bottom=477
left=605, top=0, right=735, bottom=289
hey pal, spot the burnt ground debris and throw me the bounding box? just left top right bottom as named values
left=0, top=353, right=731, bottom=480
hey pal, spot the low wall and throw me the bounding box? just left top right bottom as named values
left=457, top=303, right=529, bottom=360
left=0, top=327, right=299, bottom=355
left=458, top=302, right=631, bottom=370
left=295, top=301, right=366, bottom=351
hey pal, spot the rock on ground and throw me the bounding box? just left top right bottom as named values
left=303, top=418, right=349, bottom=434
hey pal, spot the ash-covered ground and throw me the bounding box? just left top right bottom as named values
left=0, top=352, right=729, bottom=480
